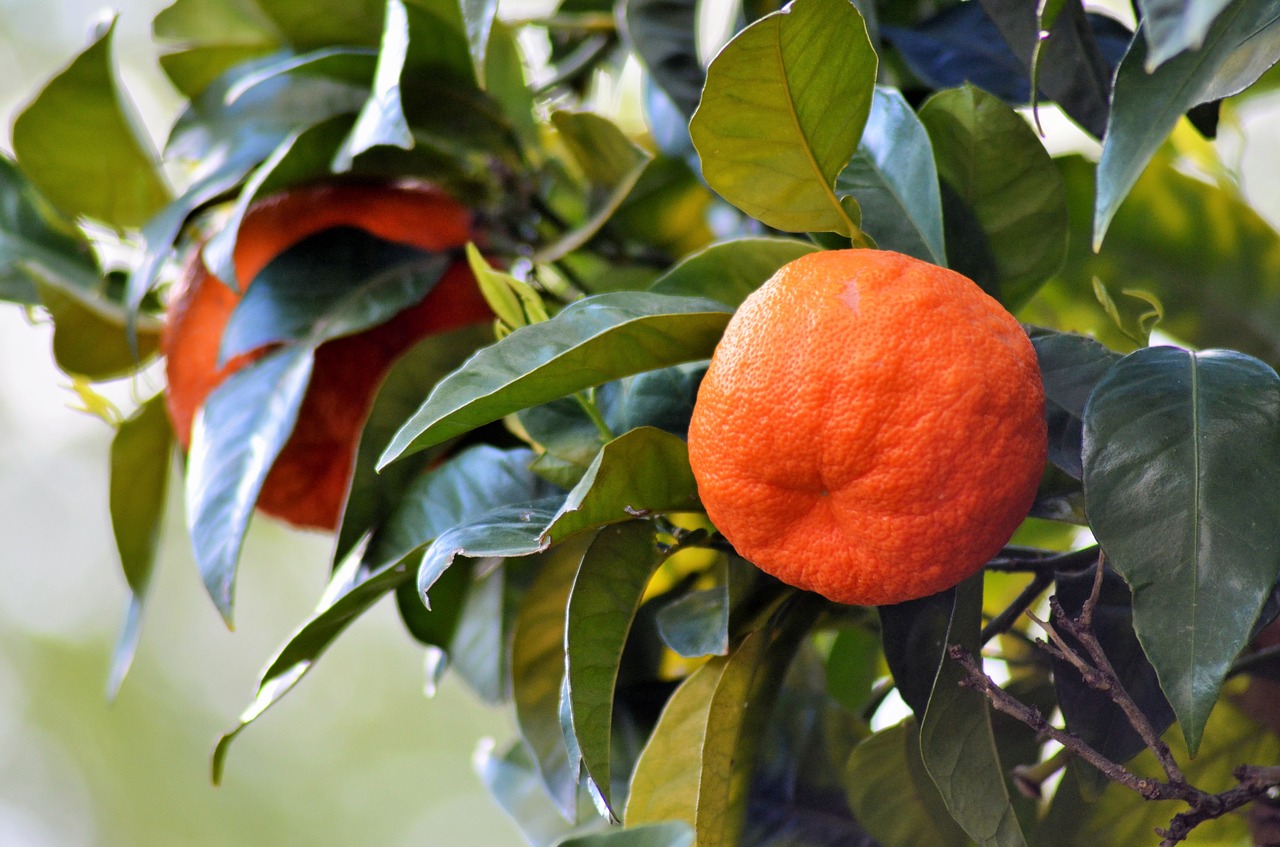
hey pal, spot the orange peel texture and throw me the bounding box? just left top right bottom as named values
left=687, top=249, right=1046, bottom=606
left=163, top=180, right=492, bottom=531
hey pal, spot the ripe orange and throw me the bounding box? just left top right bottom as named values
left=687, top=249, right=1046, bottom=606
left=163, top=180, right=492, bottom=531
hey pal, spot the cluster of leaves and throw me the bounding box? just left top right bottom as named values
left=4, top=0, right=1280, bottom=845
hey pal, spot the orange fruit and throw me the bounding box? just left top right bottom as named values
left=163, top=180, right=492, bottom=531
left=687, top=249, right=1046, bottom=606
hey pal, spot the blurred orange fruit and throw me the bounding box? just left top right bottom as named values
left=687, top=249, right=1046, bottom=606
left=163, top=180, right=492, bottom=531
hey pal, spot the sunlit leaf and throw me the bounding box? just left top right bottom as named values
left=918, top=85, right=1066, bottom=310
left=12, top=19, right=170, bottom=229
left=1095, top=0, right=1280, bottom=248
left=836, top=87, right=945, bottom=264
left=649, top=237, right=818, bottom=307
left=690, top=0, right=877, bottom=236
left=379, top=293, right=732, bottom=466
left=1081, top=346, right=1280, bottom=754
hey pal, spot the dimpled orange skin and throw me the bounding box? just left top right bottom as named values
left=687, top=249, right=1046, bottom=606
left=163, top=180, right=492, bottom=531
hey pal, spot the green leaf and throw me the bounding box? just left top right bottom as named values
left=331, top=0, right=415, bottom=169
left=11, top=19, right=170, bottom=229
left=824, top=625, right=881, bottom=715
left=565, top=521, right=670, bottom=811
left=513, top=536, right=593, bottom=818
left=690, top=0, right=877, bottom=235
left=624, top=0, right=703, bottom=119
left=1137, top=0, right=1235, bottom=69
left=655, top=556, right=731, bottom=658
left=835, top=86, right=946, bottom=264
left=258, top=0, right=386, bottom=48
left=544, top=427, right=701, bottom=540
left=919, top=575, right=1028, bottom=847
left=1081, top=346, right=1280, bottom=754
left=1030, top=329, right=1123, bottom=478
left=539, top=111, right=653, bottom=262
left=483, top=20, right=538, bottom=147
left=477, top=740, right=597, bottom=847
left=1095, top=0, right=1280, bottom=249
left=556, top=822, right=694, bottom=847
left=649, top=237, right=819, bottom=307
left=467, top=243, right=548, bottom=331
left=187, top=346, right=314, bottom=624
left=106, top=394, right=173, bottom=697
left=447, top=563, right=510, bottom=703
left=0, top=155, right=99, bottom=306
left=334, top=324, right=493, bottom=565
left=878, top=588, right=958, bottom=718
left=152, top=0, right=283, bottom=97
left=379, top=292, right=732, bottom=466
left=370, top=444, right=554, bottom=568
left=845, top=720, right=970, bottom=847
left=219, top=228, right=454, bottom=361
left=37, top=282, right=163, bottom=381
left=416, top=499, right=563, bottom=597
left=459, top=0, right=499, bottom=85
left=918, top=85, right=1067, bottom=310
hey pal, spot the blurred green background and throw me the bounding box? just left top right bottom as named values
left=0, top=1, right=525, bottom=844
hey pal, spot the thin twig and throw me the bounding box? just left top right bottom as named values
left=981, top=571, right=1053, bottom=645
left=985, top=545, right=1101, bottom=574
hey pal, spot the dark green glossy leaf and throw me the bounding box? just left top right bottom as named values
left=836, top=86, right=946, bottom=264
left=538, top=111, right=653, bottom=262
left=690, top=0, right=877, bottom=236
left=1137, top=0, right=1234, bottom=69
left=334, top=324, right=493, bottom=565
left=1095, top=0, right=1280, bottom=248
left=187, top=346, right=313, bottom=624
left=565, top=521, right=669, bottom=811
left=0, top=155, right=98, bottom=305
left=1052, top=565, right=1174, bottom=786
left=649, top=237, right=818, bottom=307
left=448, top=563, right=509, bottom=703
left=545, top=427, right=701, bottom=540
left=105, top=394, right=173, bottom=697
left=845, top=719, right=969, bottom=847
left=878, top=588, right=957, bottom=718
left=152, top=0, right=282, bottom=97
left=394, top=558, right=472, bottom=648
left=379, top=292, right=732, bottom=466
left=38, top=282, right=162, bottom=380
left=1030, top=328, right=1123, bottom=478
left=219, top=228, right=453, bottom=361
left=1048, top=153, right=1280, bottom=369
left=513, top=536, right=593, bottom=818
left=557, top=822, right=694, bottom=847
left=918, top=85, right=1066, bottom=310
left=919, top=575, right=1028, bottom=847
left=977, top=0, right=1115, bottom=138
left=12, top=19, right=170, bottom=229
left=1081, top=346, right=1280, bottom=754
left=624, top=0, right=702, bottom=119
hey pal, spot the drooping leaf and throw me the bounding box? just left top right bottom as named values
left=649, top=237, right=819, bottom=307
left=836, top=86, right=946, bottom=264
left=976, top=0, right=1119, bottom=138
left=1030, top=328, right=1123, bottom=478
left=689, top=0, right=877, bottom=236
left=379, top=292, right=732, bottom=466
left=11, top=19, right=170, bottom=230
left=845, top=719, right=969, bottom=847
left=219, top=227, right=454, bottom=361
left=447, top=562, right=511, bottom=703
left=1095, top=0, right=1280, bottom=248
left=416, top=499, right=563, bottom=598
left=1081, top=346, right=1280, bottom=754
left=878, top=588, right=958, bottom=718
left=544, top=427, right=701, bottom=541
left=513, top=536, right=592, bottom=818
left=565, top=521, right=670, bottom=811
left=106, top=394, right=174, bottom=697
left=918, top=575, right=1028, bottom=847
left=623, top=0, right=703, bottom=119
left=0, top=155, right=99, bottom=306
left=918, top=85, right=1067, bottom=310
left=333, top=324, right=493, bottom=565
left=187, top=346, right=314, bottom=624
left=538, top=111, right=653, bottom=262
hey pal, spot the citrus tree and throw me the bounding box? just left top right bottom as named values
left=4, top=0, right=1280, bottom=845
